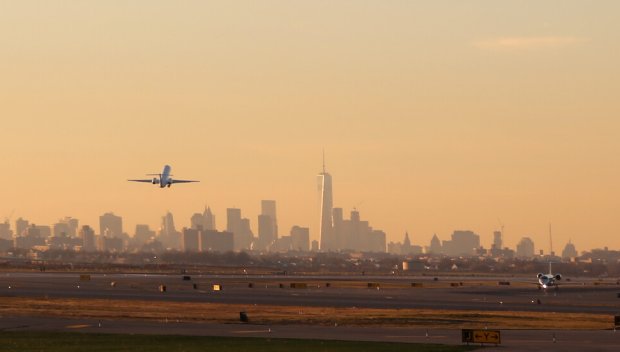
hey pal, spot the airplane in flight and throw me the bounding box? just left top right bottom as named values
left=537, top=262, right=561, bottom=289
left=128, top=165, right=199, bottom=188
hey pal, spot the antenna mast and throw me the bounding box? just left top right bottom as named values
left=322, top=149, right=326, bottom=173
left=549, top=223, right=553, bottom=256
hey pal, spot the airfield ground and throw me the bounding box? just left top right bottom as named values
left=1, top=271, right=620, bottom=351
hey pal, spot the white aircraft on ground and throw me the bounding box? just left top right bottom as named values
left=537, top=262, right=562, bottom=289
left=128, top=165, right=199, bottom=188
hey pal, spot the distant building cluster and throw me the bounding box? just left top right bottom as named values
left=0, top=159, right=586, bottom=260
left=0, top=201, right=310, bottom=254
left=388, top=229, right=581, bottom=262
left=317, top=164, right=386, bottom=252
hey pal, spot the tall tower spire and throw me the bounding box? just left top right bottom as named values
left=549, top=223, right=553, bottom=256
left=318, top=152, right=333, bottom=251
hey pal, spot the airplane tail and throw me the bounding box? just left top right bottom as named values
left=549, top=262, right=552, bottom=275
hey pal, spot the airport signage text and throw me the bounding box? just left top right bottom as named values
left=462, top=329, right=501, bottom=344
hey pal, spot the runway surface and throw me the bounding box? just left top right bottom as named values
left=1, top=272, right=619, bottom=314
left=1, top=272, right=620, bottom=351
left=1, top=315, right=619, bottom=351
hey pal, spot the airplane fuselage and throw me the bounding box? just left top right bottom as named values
left=159, top=165, right=172, bottom=188
left=537, top=264, right=561, bottom=289
left=128, top=164, right=198, bottom=188
left=538, top=274, right=557, bottom=288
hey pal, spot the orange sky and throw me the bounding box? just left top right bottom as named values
left=1, top=1, right=619, bottom=252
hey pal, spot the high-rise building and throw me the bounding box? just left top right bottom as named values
left=257, top=214, right=274, bottom=250
left=14, top=225, right=44, bottom=249
left=190, top=206, right=216, bottom=231
left=311, top=240, right=319, bottom=251
left=227, top=208, right=253, bottom=251
left=190, top=213, right=204, bottom=230
left=290, top=226, right=309, bottom=252
left=258, top=200, right=278, bottom=250
left=239, top=218, right=254, bottom=250
left=133, top=224, right=155, bottom=248
left=561, top=240, right=578, bottom=259
left=15, top=217, right=29, bottom=237
left=36, top=225, right=52, bottom=239
left=53, top=222, right=70, bottom=237
left=399, top=232, right=421, bottom=255
left=182, top=228, right=200, bottom=252
left=65, top=217, right=79, bottom=237
left=493, top=231, right=502, bottom=250
left=329, top=208, right=386, bottom=252
left=204, top=206, right=215, bottom=230
left=0, top=221, right=12, bottom=240
left=99, top=212, right=123, bottom=237
left=428, top=234, right=442, bottom=254
left=441, top=230, right=480, bottom=256
left=52, top=217, right=78, bottom=238
left=159, top=211, right=180, bottom=250
left=261, top=200, right=278, bottom=237
left=226, top=208, right=241, bottom=233
left=332, top=207, right=344, bottom=249
left=80, top=225, right=96, bottom=251
left=199, top=229, right=234, bottom=252
left=516, top=237, right=535, bottom=258
left=54, top=217, right=79, bottom=237
left=318, top=158, right=334, bottom=251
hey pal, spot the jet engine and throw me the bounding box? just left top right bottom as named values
left=555, top=274, right=562, bottom=281
left=152, top=178, right=159, bottom=184
left=537, top=273, right=544, bottom=279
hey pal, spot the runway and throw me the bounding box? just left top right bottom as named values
left=1, top=316, right=619, bottom=351
left=1, top=272, right=619, bottom=314
left=1, top=271, right=620, bottom=350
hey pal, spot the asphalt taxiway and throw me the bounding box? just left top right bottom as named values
left=1, top=272, right=620, bottom=351
left=1, top=272, right=619, bottom=315
left=1, top=316, right=619, bottom=351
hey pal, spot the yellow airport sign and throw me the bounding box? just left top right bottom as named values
left=462, top=329, right=501, bottom=344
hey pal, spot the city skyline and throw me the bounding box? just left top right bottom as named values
left=2, top=2, right=620, bottom=251
left=0, top=154, right=616, bottom=252
left=0, top=204, right=601, bottom=256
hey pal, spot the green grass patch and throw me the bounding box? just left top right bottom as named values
left=0, top=331, right=475, bottom=352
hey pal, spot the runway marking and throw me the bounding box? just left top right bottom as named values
left=65, top=324, right=91, bottom=329
left=385, top=335, right=447, bottom=339
left=232, top=329, right=271, bottom=334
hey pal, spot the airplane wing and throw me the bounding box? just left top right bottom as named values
left=170, top=179, right=199, bottom=184
left=128, top=179, right=154, bottom=183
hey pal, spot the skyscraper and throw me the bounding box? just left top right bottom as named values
left=204, top=206, right=215, bottom=230
left=561, top=239, right=578, bottom=259
left=493, top=231, right=502, bottom=250
left=15, top=217, right=29, bottom=237
left=516, top=237, right=535, bottom=258
left=226, top=208, right=241, bottom=234
left=99, top=212, right=123, bottom=237
left=159, top=211, right=180, bottom=249
left=227, top=208, right=254, bottom=251
left=290, top=226, right=309, bottom=252
left=182, top=228, right=200, bottom=252
left=0, top=221, right=12, bottom=240
left=80, top=225, right=96, bottom=251
left=428, top=234, right=442, bottom=254
left=261, top=200, right=278, bottom=238
left=258, top=200, right=278, bottom=250
left=190, top=213, right=204, bottom=230
left=257, top=214, right=274, bottom=250
left=318, top=156, right=334, bottom=251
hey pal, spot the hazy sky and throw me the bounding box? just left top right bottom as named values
left=1, top=1, right=619, bottom=251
